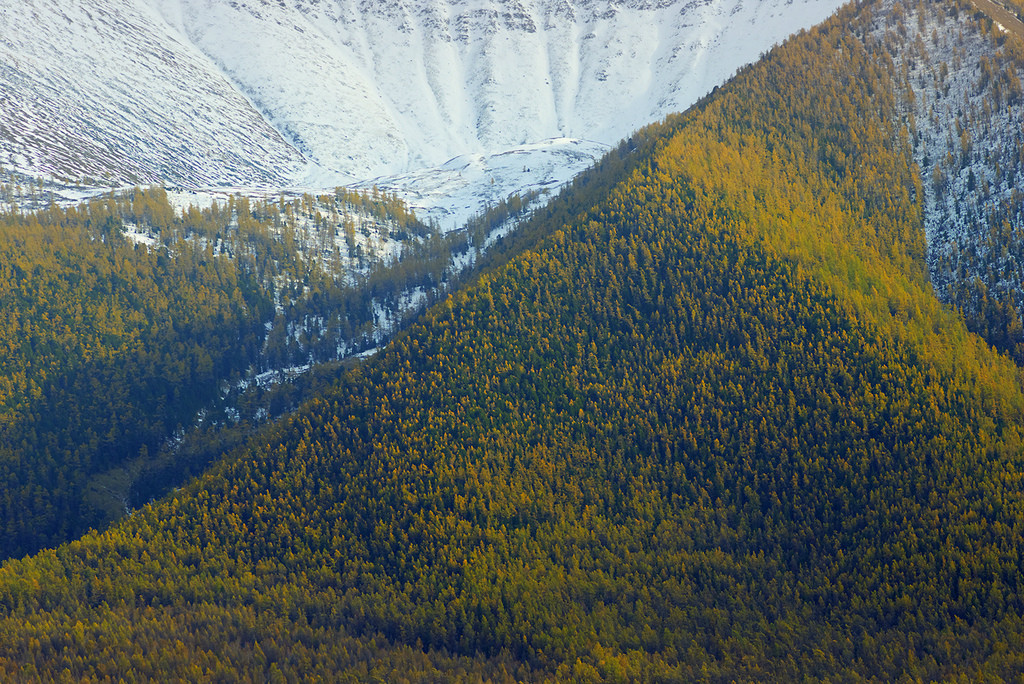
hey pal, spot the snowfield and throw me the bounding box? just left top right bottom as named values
left=3, top=0, right=847, bottom=224
left=0, top=0, right=306, bottom=187
left=353, top=137, right=611, bottom=229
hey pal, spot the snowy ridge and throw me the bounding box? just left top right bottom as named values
left=3, top=0, right=847, bottom=222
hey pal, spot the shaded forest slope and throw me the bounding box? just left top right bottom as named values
left=0, top=187, right=442, bottom=561
left=2, top=0, right=1024, bottom=680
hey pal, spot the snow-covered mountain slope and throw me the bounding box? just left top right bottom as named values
left=354, top=137, right=610, bottom=228
left=0, top=0, right=307, bottom=187
left=872, top=0, right=1024, bottom=356
left=2, top=0, right=847, bottom=222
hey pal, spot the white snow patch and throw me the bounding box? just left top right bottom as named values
left=356, top=137, right=608, bottom=231
left=122, top=221, right=158, bottom=247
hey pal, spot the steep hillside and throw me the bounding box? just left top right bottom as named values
left=2, top=0, right=1024, bottom=679
left=0, top=0, right=305, bottom=187
left=153, top=0, right=845, bottom=177
left=880, top=0, right=1024, bottom=363
left=2, top=0, right=845, bottom=223
left=0, top=192, right=274, bottom=560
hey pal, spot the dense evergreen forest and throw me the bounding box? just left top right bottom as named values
left=0, top=192, right=272, bottom=559
left=0, top=186, right=470, bottom=560
left=2, top=0, right=1024, bottom=679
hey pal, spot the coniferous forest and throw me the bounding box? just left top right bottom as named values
left=0, top=185, right=461, bottom=561
left=3, top=0, right=1024, bottom=680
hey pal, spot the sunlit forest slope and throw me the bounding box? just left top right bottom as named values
left=2, top=0, right=1024, bottom=679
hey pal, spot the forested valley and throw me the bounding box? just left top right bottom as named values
left=2, top=0, right=1024, bottom=680
left=0, top=185, right=519, bottom=559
